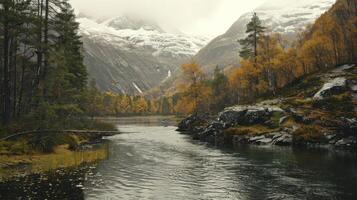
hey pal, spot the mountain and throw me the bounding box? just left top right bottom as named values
left=78, top=16, right=209, bottom=95
left=193, top=0, right=336, bottom=73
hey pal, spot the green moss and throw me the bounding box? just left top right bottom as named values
left=224, top=125, right=278, bottom=136
left=312, top=92, right=353, bottom=112
left=278, top=74, right=323, bottom=98
left=270, top=112, right=283, bottom=128
left=294, top=125, right=325, bottom=142
left=288, top=98, right=312, bottom=107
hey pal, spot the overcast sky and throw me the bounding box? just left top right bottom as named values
left=70, top=0, right=266, bottom=37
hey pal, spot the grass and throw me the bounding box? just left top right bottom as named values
left=312, top=92, right=354, bottom=113
left=294, top=125, right=325, bottom=142
left=224, top=125, right=279, bottom=137
left=0, top=116, right=117, bottom=154
left=0, top=144, right=109, bottom=180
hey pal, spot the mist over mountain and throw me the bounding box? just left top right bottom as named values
left=78, top=15, right=209, bottom=94
left=77, top=0, right=336, bottom=95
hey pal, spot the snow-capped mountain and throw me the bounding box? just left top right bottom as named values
left=78, top=16, right=209, bottom=95
left=193, top=0, right=336, bottom=72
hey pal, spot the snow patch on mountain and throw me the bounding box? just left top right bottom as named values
left=248, top=0, right=336, bottom=34
left=77, top=17, right=210, bottom=59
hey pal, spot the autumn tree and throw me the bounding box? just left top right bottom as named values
left=181, top=61, right=205, bottom=112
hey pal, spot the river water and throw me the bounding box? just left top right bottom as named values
left=1, top=116, right=357, bottom=199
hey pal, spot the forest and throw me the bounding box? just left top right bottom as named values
left=0, top=0, right=117, bottom=139
left=165, top=0, right=356, bottom=115
left=86, top=0, right=356, bottom=117
left=1, top=0, right=356, bottom=128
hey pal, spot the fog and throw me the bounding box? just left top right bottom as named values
left=70, top=0, right=266, bottom=36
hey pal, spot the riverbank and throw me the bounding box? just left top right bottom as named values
left=0, top=120, right=120, bottom=180
left=177, top=64, right=357, bottom=150
left=0, top=143, right=109, bottom=180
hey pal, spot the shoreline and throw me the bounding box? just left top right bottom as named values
left=177, top=112, right=357, bottom=151
left=0, top=140, right=110, bottom=181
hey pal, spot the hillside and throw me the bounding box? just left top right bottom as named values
left=193, top=0, right=336, bottom=73
left=78, top=16, right=209, bottom=95
left=176, top=0, right=356, bottom=148
left=153, top=0, right=337, bottom=96
left=177, top=64, right=357, bottom=148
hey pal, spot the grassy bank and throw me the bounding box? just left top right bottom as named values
left=0, top=117, right=118, bottom=180
left=0, top=144, right=109, bottom=180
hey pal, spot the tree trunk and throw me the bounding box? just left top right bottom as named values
left=43, top=0, right=49, bottom=86
left=17, top=58, right=25, bottom=117
left=2, top=1, right=11, bottom=125
left=254, top=29, right=258, bottom=65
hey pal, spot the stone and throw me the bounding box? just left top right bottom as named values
left=218, top=105, right=284, bottom=126
left=279, top=116, right=289, bottom=125
left=313, top=77, right=347, bottom=100
left=256, top=138, right=273, bottom=145
left=249, top=136, right=265, bottom=143
left=177, top=113, right=209, bottom=133
left=335, top=137, right=357, bottom=148
left=273, top=134, right=293, bottom=146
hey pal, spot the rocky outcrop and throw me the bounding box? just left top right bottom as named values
left=218, top=105, right=284, bottom=126
left=177, top=65, right=357, bottom=150
left=176, top=113, right=210, bottom=133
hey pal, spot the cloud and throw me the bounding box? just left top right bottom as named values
left=70, top=0, right=266, bottom=36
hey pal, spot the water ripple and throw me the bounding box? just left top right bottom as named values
left=83, top=123, right=357, bottom=200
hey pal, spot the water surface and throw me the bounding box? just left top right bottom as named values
left=1, top=116, right=357, bottom=200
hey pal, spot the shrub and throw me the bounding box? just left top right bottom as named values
left=29, top=134, right=58, bottom=153
left=294, top=125, right=324, bottom=142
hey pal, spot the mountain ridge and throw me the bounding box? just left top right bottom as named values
left=78, top=16, right=210, bottom=94
left=193, top=0, right=336, bottom=72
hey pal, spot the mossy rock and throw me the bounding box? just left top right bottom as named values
left=312, top=92, right=353, bottom=112
left=294, top=125, right=325, bottom=143
left=224, top=125, right=277, bottom=137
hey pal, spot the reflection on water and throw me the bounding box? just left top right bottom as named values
left=1, top=116, right=357, bottom=200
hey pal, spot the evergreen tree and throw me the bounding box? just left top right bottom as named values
left=239, top=13, right=265, bottom=63
left=210, top=66, right=229, bottom=111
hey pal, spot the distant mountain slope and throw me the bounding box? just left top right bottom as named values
left=194, top=0, right=336, bottom=73
left=78, top=16, right=209, bottom=94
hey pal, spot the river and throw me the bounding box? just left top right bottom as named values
left=1, top=116, right=357, bottom=199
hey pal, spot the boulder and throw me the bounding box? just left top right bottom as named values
left=272, top=134, right=293, bottom=146
left=313, top=77, right=347, bottom=100
left=218, top=105, right=284, bottom=126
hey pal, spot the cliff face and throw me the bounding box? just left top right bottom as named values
left=177, top=65, right=357, bottom=149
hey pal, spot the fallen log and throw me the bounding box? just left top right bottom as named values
left=0, top=130, right=122, bottom=141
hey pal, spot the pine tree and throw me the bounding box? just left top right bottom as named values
left=210, top=66, right=228, bottom=111
left=239, top=13, right=265, bottom=63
